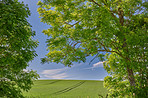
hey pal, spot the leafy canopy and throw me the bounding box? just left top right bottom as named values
left=38, top=0, right=147, bottom=97
left=0, top=0, right=39, bottom=97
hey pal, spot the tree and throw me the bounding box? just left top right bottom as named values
left=37, top=0, right=148, bottom=97
left=0, top=0, right=39, bottom=97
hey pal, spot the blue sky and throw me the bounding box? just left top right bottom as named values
left=19, top=0, right=108, bottom=80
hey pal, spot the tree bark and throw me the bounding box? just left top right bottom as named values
left=127, top=65, right=136, bottom=86
left=118, top=7, right=136, bottom=87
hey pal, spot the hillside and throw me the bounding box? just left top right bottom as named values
left=23, top=80, right=108, bottom=98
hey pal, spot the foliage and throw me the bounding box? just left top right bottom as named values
left=37, top=0, right=148, bottom=97
left=0, top=0, right=39, bottom=97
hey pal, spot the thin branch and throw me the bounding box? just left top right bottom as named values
left=89, top=53, right=99, bottom=65
left=110, top=40, right=121, bottom=55
left=118, top=8, right=124, bottom=26
left=77, top=43, right=81, bottom=49
left=97, top=40, right=109, bottom=51
left=97, top=49, right=127, bottom=60
left=90, top=0, right=116, bottom=18
left=73, top=42, right=81, bottom=47
left=93, top=38, right=129, bottom=60
left=69, top=41, right=73, bottom=46
left=102, top=0, right=107, bottom=6
left=109, top=10, right=117, bottom=18
left=90, top=0, right=101, bottom=7
left=97, top=49, right=116, bottom=53
left=64, top=20, right=81, bottom=28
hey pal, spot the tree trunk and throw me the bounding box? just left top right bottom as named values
left=118, top=7, right=136, bottom=88
left=127, top=65, right=136, bottom=86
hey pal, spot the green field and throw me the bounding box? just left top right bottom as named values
left=23, top=80, right=108, bottom=98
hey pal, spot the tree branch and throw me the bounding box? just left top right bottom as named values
left=118, top=7, right=124, bottom=26
left=64, top=20, right=81, bottom=28
left=93, top=38, right=128, bottom=60
left=90, top=0, right=117, bottom=18
left=110, top=40, right=122, bottom=55
left=73, top=41, right=81, bottom=47
left=89, top=53, right=99, bottom=65
left=90, top=0, right=101, bottom=7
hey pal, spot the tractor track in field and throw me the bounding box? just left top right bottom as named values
left=49, top=80, right=61, bottom=84
left=50, top=81, right=86, bottom=95
left=38, top=80, right=62, bottom=85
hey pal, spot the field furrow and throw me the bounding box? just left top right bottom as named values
left=48, top=80, right=62, bottom=84
left=51, top=81, right=86, bottom=95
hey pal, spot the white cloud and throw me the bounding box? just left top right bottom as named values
left=41, top=68, right=66, bottom=75
left=93, top=62, right=104, bottom=68
left=44, top=73, right=68, bottom=79
left=85, top=61, right=104, bottom=70
left=41, top=68, right=69, bottom=79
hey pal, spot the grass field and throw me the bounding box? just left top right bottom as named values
left=23, top=80, right=108, bottom=98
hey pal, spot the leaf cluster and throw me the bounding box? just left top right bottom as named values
left=0, top=0, right=39, bottom=97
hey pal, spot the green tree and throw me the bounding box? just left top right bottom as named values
left=0, top=0, right=39, bottom=97
left=37, top=0, right=148, bottom=97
